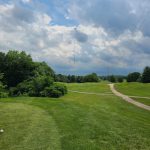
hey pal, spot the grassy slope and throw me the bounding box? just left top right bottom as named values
left=0, top=83, right=150, bottom=150
left=66, top=82, right=112, bottom=93
left=0, top=103, right=61, bottom=150
left=115, top=82, right=150, bottom=106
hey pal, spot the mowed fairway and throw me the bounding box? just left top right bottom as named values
left=0, top=83, right=150, bottom=150
left=115, top=82, right=150, bottom=106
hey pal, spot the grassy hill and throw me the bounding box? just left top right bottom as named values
left=0, top=83, right=150, bottom=150
left=115, top=82, right=150, bottom=106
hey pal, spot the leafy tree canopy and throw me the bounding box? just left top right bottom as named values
left=142, top=66, right=150, bottom=83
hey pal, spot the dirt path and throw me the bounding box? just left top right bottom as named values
left=109, top=84, right=150, bottom=111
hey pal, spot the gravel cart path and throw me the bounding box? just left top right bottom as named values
left=109, top=84, right=150, bottom=111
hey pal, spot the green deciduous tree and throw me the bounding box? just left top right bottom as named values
left=127, top=72, right=141, bottom=82
left=84, top=73, right=99, bottom=82
left=33, top=62, right=55, bottom=77
left=142, top=66, right=150, bottom=83
left=108, top=75, right=116, bottom=83
left=3, top=51, right=35, bottom=87
left=0, top=73, right=8, bottom=98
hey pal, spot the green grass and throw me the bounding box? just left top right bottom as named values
left=115, top=82, right=150, bottom=106
left=133, top=98, right=150, bottom=106
left=66, top=82, right=111, bottom=93
left=0, top=83, right=150, bottom=150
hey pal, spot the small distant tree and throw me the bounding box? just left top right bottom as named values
left=127, top=72, right=141, bottom=82
left=117, top=77, right=123, bottom=83
left=84, top=73, right=99, bottom=82
left=69, top=75, right=76, bottom=83
left=142, top=66, right=150, bottom=83
left=109, top=75, right=116, bottom=83
left=76, top=76, right=84, bottom=83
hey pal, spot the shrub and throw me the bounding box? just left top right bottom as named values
left=28, top=90, right=37, bottom=97
left=0, top=73, right=8, bottom=98
left=49, top=89, right=62, bottom=98
left=8, top=76, right=67, bottom=98
left=9, top=87, right=20, bottom=96
left=41, top=83, right=67, bottom=98
left=0, top=91, right=8, bottom=98
left=31, top=76, right=53, bottom=96
left=53, top=83, right=67, bottom=95
left=17, top=80, right=33, bottom=93
left=43, top=86, right=62, bottom=98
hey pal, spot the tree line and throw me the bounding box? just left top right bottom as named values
left=54, top=73, right=100, bottom=83
left=126, top=67, right=150, bottom=83
left=101, top=67, right=150, bottom=83
left=55, top=67, right=150, bottom=84
left=0, top=50, right=149, bottom=98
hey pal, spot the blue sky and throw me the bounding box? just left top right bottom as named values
left=0, top=0, right=150, bottom=75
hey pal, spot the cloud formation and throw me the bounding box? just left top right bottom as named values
left=72, top=28, right=88, bottom=43
left=0, top=0, right=149, bottom=75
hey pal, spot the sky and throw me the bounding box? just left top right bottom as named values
left=0, top=0, right=150, bottom=75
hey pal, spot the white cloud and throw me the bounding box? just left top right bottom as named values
left=0, top=1, right=149, bottom=74
left=22, top=0, right=31, bottom=3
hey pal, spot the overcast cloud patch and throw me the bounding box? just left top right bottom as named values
left=0, top=0, right=149, bottom=75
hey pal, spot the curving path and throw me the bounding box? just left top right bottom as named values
left=109, top=84, right=150, bottom=111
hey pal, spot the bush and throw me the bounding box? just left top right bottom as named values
left=49, top=89, right=62, bottom=98
left=42, top=86, right=62, bottom=98
left=53, top=83, right=67, bottom=94
left=31, top=76, right=53, bottom=96
left=17, top=80, right=33, bottom=93
left=41, top=83, right=67, bottom=98
left=0, top=73, right=8, bottom=98
left=0, top=91, right=8, bottom=98
left=9, top=80, right=32, bottom=96
left=8, top=76, right=67, bottom=98
left=9, top=87, right=20, bottom=96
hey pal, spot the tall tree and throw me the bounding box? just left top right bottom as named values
left=0, top=52, right=6, bottom=74
left=127, top=72, right=141, bottom=82
left=142, top=66, right=150, bottom=83
left=4, top=51, right=35, bottom=87
left=33, top=62, right=55, bottom=77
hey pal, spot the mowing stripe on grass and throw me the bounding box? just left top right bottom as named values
left=0, top=103, right=61, bottom=150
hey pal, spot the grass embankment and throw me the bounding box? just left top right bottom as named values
left=0, top=83, right=150, bottom=150
left=115, top=82, right=150, bottom=106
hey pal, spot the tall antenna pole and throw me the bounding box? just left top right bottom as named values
left=73, top=27, right=77, bottom=64
left=73, top=36, right=75, bottom=64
